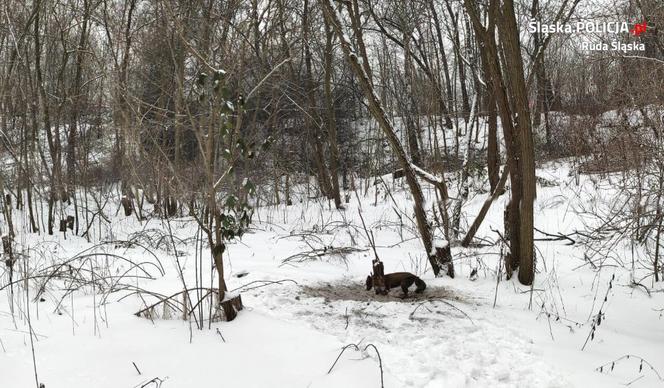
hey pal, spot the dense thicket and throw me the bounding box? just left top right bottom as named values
left=1, top=0, right=663, bottom=291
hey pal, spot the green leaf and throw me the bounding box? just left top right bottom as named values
left=197, top=73, right=207, bottom=86
left=225, top=195, right=237, bottom=208
left=243, top=180, right=254, bottom=192
left=262, top=136, right=273, bottom=151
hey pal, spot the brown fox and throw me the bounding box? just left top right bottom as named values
left=365, top=272, right=426, bottom=297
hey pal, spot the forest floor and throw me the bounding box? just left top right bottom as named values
left=2, top=161, right=664, bottom=387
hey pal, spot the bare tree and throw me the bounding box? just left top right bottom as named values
left=320, top=0, right=454, bottom=277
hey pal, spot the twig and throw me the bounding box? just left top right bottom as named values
left=582, top=274, right=615, bottom=351
left=595, top=354, right=664, bottom=381
left=437, top=299, right=475, bottom=325
left=358, top=209, right=379, bottom=261
left=132, top=362, right=142, bottom=375
left=534, top=227, right=576, bottom=245
left=136, top=377, right=165, bottom=388
left=230, top=279, right=298, bottom=292
left=493, top=246, right=503, bottom=308
left=629, top=281, right=651, bottom=297
left=409, top=301, right=433, bottom=319
left=216, top=328, right=226, bottom=343
left=327, top=343, right=360, bottom=374
left=363, top=344, right=385, bottom=388
left=25, top=255, right=40, bottom=388
left=344, top=307, right=350, bottom=330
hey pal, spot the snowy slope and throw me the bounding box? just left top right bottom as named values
left=1, top=162, right=663, bottom=388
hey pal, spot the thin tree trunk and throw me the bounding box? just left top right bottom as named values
left=481, top=46, right=500, bottom=191
left=498, top=0, right=536, bottom=285
left=444, top=0, right=471, bottom=121
left=461, top=167, right=508, bottom=247
left=321, top=0, right=452, bottom=277
left=323, top=22, right=343, bottom=209
left=464, top=0, right=535, bottom=285
left=403, top=32, right=423, bottom=167
left=303, top=0, right=333, bottom=199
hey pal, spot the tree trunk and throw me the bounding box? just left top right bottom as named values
left=464, top=0, right=536, bottom=285
left=444, top=0, right=471, bottom=121
left=461, top=167, right=508, bottom=247
left=498, top=0, right=536, bottom=286
left=303, top=0, right=333, bottom=199
left=452, top=96, right=477, bottom=238
left=321, top=0, right=452, bottom=277
left=428, top=0, right=454, bottom=129
left=219, top=294, right=243, bottom=322
left=403, top=32, right=423, bottom=167
left=323, top=22, right=343, bottom=209
left=481, top=48, right=500, bottom=191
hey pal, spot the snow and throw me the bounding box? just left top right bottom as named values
left=1, top=162, right=663, bottom=387
left=411, top=163, right=444, bottom=184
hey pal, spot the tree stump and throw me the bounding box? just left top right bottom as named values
left=218, top=294, right=243, bottom=322
left=371, top=258, right=387, bottom=295
left=2, top=235, right=11, bottom=255
left=392, top=168, right=405, bottom=179
left=121, top=196, right=133, bottom=216
left=503, top=205, right=511, bottom=241
left=433, top=245, right=454, bottom=278
left=164, top=196, right=177, bottom=217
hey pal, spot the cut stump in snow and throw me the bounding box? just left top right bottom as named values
left=392, top=168, right=405, bottom=179
left=433, top=245, right=454, bottom=278
left=2, top=235, right=11, bottom=255
left=2, top=235, right=14, bottom=268
left=218, top=294, right=243, bottom=321
left=121, top=196, right=133, bottom=216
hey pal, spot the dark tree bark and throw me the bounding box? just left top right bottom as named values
left=323, top=20, right=343, bottom=209
left=480, top=43, right=500, bottom=192
left=444, top=0, right=471, bottom=121
left=320, top=0, right=453, bottom=277
left=463, top=0, right=536, bottom=285
left=303, top=0, right=333, bottom=199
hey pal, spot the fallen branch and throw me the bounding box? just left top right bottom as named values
left=461, top=167, right=509, bottom=247
left=230, top=279, right=299, bottom=292
left=435, top=298, right=475, bottom=325
left=534, top=227, right=576, bottom=245
left=280, top=247, right=365, bottom=266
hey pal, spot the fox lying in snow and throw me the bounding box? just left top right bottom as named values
left=365, top=272, right=426, bottom=297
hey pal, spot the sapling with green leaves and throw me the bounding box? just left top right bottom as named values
left=188, top=68, right=271, bottom=319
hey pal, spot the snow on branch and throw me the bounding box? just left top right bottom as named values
left=410, top=163, right=444, bottom=184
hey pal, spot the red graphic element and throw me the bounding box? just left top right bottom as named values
left=630, top=21, right=647, bottom=37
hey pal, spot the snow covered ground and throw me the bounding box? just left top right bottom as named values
left=2, top=162, right=663, bottom=387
